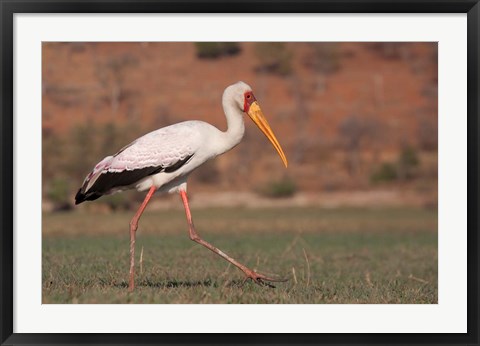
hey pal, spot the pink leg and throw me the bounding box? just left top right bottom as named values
left=179, top=190, right=285, bottom=286
left=129, top=186, right=156, bottom=292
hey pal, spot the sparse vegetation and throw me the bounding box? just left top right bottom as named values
left=195, top=42, right=241, bottom=59
left=370, top=146, right=421, bottom=184
left=370, top=162, right=398, bottom=183
left=397, top=146, right=420, bottom=180
left=258, top=177, right=297, bottom=198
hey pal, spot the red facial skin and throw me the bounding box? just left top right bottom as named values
left=243, top=91, right=257, bottom=113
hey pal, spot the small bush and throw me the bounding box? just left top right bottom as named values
left=371, top=147, right=421, bottom=184
left=259, top=177, right=297, bottom=198
left=221, top=42, right=241, bottom=56
left=370, top=163, right=398, bottom=183
left=195, top=42, right=241, bottom=59
left=397, top=146, right=420, bottom=180
left=398, top=146, right=419, bottom=168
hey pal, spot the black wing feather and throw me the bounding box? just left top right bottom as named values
left=75, top=154, right=194, bottom=205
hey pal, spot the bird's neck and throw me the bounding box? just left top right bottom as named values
left=218, top=99, right=245, bottom=154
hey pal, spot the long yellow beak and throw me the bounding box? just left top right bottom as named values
left=247, top=101, right=288, bottom=168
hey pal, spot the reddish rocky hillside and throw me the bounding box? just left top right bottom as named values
left=42, top=42, right=437, bottom=203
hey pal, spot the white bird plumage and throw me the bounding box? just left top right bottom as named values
left=75, top=81, right=288, bottom=291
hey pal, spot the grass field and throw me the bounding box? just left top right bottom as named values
left=43, top=207, right=437, bottom=304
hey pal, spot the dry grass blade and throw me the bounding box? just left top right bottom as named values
left=303, top=248, right=311, bottom=287
left=365, top=271, right=373, bottom=287
left=140, top=246, right=144, bottom=275
left=408, top=274, right=429, bottom=284
left=292, top=267, right=298, bottom=285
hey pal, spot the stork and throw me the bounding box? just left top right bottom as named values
left=75, top=81, right=288, bottom=291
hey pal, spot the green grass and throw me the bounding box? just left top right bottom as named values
left=42, top=207, right=437, bottom=304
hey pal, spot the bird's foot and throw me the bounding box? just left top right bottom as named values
left=242, top=269, right=288, bottom=288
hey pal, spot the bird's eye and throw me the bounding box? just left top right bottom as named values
left=246, top=94, right=251, bottom=99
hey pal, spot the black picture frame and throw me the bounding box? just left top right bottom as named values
left=1, top=1, right=479, bottom=345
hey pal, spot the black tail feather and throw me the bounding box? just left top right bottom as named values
left=75, top=188, right=103, bottom=205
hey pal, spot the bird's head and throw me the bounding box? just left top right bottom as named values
left=224, top=81, right=288, bottom=168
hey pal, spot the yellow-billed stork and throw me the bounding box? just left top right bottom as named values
left=75, top=81, right=288, bottom=291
